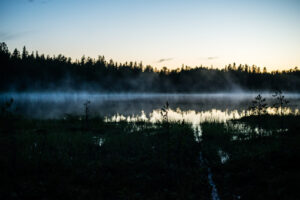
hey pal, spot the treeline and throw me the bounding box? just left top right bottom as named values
left=1, top=42, right=300, bottom=92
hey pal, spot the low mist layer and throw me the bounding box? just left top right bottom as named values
left=1, top=92, right=299, bottom=120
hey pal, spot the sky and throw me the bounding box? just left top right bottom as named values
left=0, top=0, right=300, bottom=70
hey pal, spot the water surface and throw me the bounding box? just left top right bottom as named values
left=1, top=92, right=299, bottom=126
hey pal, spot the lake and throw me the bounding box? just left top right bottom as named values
left=1, top=92, right=299, bottom=126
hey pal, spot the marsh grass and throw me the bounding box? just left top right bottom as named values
left=1, top=97, right=300, bottom=200
left=200, top=115, right=300, bottom=200
left=234, top=114, right=300, bottom=134
left=0, top=117, right=210, bottom=200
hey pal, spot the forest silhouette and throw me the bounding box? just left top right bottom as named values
left=1, top=42, right=299, bottom=92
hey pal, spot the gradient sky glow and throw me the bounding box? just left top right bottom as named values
left=1, top=0, right=300, bottom=70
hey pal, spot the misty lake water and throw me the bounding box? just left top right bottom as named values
left=1, top=92, right=300, bottom=126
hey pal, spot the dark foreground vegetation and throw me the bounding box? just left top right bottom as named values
left=1, top=106, right=300, bottom=199
left=0, top=116, right=209, bottom=200
left=1, top=42, right=300, bottom=92
left=202, top=115, right=300, bottom=200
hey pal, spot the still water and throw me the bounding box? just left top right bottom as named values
left=1, top=92, right=300, bottom=126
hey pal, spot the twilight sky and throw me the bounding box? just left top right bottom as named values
left=1, top=0, right=299, bottom=70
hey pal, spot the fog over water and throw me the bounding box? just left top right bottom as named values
left=1, top=92, right=300, bottom=124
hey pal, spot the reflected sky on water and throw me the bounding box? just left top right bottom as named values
left=1, top=92, right=299, bottom=125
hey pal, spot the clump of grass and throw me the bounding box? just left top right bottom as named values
left=235, top=114, right=300, bottom=135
